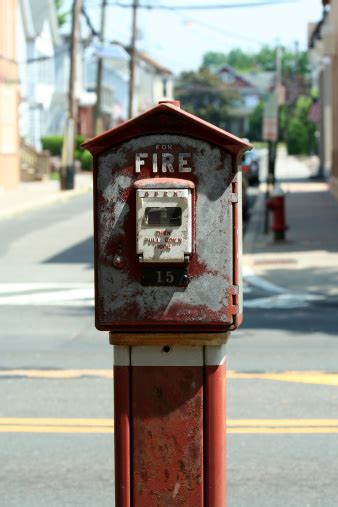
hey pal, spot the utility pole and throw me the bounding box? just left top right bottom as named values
left=263, top=46, right=282, bottom=232
left=94, top=0, right=107, bottom=135
left=128, top=0, right=138, bottom=119
left=60, top=0, right=82, bottom=190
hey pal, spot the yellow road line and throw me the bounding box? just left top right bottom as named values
left=1, top=369, right=338, bottom=387
left=0, top=418, right=114, bottom=433
left=229, top=428, right=338, bottom=434
left=0, top=419, right=337, bottom=434
left=228, top=419, right=338, bottom=426
left=228, top=370, right=338, bottom=387
left=0, top=426, right=114, bottom=433
left=0, top=418, right=113, bottom=426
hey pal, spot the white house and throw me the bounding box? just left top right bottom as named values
left=17, top=0, right=61, bottom=150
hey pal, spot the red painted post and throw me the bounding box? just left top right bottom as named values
left=114, top=346, right=131, bottom=507
left=205, top=345, right=227, bottom=507
left=131, top=346, right=204, bottom=506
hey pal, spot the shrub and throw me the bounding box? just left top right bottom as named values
left=41, top=135, right=63, bottom=156
left=80, top=151, right=92, bottom=171
left=41, top=135, right=86, bottom=158
left=287, top=118, right=308, bottom=155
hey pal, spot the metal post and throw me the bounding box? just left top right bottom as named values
left=60, top=0, right=82, bottom=190
left=128, top=0, right=138, bottom=119
left=94, top=0, right=107, bottom=135
left=114, top=346, right=131, bottom=507
left=205, top=345, right=227, bottom=507
left=113, top=341, right=228, bottom=505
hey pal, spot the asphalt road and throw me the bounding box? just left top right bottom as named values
left=0, top=193, right=338, bottom=506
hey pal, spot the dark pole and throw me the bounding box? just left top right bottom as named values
left=94, top=0, right=107, bottom=135
left=61, top=0, right=82, bottom=190
left=128, top=0, right=138, bottom=119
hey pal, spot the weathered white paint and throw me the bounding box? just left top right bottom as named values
left=131, top=346, right=203, bottom=366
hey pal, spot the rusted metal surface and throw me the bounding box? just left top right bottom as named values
left=114, top=347, right=131, bottom=507
left=94, top=135, right=236, bottom=332
left=109, top=331, right=230, bottom=346
left=205, top=346, right=227, bottom=506
left=82, top=101, right=251, bottom=156
left=132, top=364, right=204, bottom=505
left=83, top=102, right=250, bottom=333
left=113, top=345, right=228, bottom=505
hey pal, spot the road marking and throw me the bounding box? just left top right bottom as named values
left=0, top=418, right=114, bottom=433
left=0, top=418, right=338, bottom=434
left=1, top=369, right=338, bottom=386
left=0, top=369, right=114, bottom=379
left=243, top=265, right=286, bottom=294
left=244, top=292, right=325, bottom=309
left=0, top=283, right=94, bottom=306
left=228, top=370, right=338, bottom=387
left=0, top=280, right=325, bottom=309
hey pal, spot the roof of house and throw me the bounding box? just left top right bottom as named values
left=217, top=63, right=274, bottom=94
left=82, top=100, right=252, bottom=156
left=20, top=0, right=61, bottom=45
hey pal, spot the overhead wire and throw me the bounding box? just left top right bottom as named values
left=105, top=0, right=300, bottom=10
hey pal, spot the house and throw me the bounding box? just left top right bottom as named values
left=217, top=64, right=274, bottom=137
left=78, top=47, right=174, bottom=138
left=308, top=0, right=338, bottom=195
left=132, top=51, right=174, bottom=117
left=0, top=0, right=20, bottom=190
left=17, top=0, right=61, bottom=150
left=78, top=42, right=130, bottom=138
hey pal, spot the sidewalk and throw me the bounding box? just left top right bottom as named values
left=244, top=179, right=338, bottom=298
left=0, top=173, right=93, bottom=221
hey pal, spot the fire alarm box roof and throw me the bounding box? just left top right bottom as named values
left=81, top=101, right=252, bottom=155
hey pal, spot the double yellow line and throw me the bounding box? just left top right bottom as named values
left=1, top=418, right=338, bottom=434
left=0, top=418, right=114, bottom=433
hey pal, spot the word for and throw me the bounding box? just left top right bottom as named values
left=135, top=152, right=192, bottom=173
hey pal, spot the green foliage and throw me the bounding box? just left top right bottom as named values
left=175, top=68, right=238, bottom=128
left=247, top=101, right=264, bottom=141
left=54, top=0, right=69, bottom=27
left=41, top=135, right=64, bottom=156
left=41, top=135, right=86, bottom=158
left=80, top=151, right=92, bottom=171
left=286, top=96, right=316, bottom=155
left=201, top=46, right=309, bottom=76
left=201, top=52, right=228, bottom=70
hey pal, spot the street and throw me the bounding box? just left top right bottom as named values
left=0, top=177, right=338, bottom=506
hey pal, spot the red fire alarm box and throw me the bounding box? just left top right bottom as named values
left=82, top=101, right=251, bottom=335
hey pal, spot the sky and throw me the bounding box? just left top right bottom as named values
left=82, top=0, right=324, bottom=74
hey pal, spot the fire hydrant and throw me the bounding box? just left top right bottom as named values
left=266, top=185, right=288, bottom=241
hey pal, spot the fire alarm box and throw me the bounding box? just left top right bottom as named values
left=82, top=100, right=251, bottom=335
left=135, top=178, right=193, bottom=264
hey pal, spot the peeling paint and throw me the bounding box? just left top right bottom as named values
left=95, top=134, right=238, bottom=331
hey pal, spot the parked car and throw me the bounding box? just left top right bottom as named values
left=241, top=149, right=260, bottom=185
left=242, top=171, right=249, bottom=221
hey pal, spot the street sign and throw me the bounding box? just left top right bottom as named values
left=263, top=93, right=278, bottom=141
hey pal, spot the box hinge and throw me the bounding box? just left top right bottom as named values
left=230, top=284, right=239, bottom=315
left=231, top=193, right=238, bottom=203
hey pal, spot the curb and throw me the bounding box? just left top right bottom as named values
left=0, top=185, right=92, bottom=221
left=243, top=186, right=266, bottom=254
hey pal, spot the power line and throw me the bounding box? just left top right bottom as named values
left=106, top=0, right=300, bottom=10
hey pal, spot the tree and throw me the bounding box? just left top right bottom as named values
left=201, top=46, right=309, bottom=77
left=175, top=68, right=239, bottom=129
left=54, top=0, right=69, bottom=27
left=286, top=96, right=316, bottom=155
left=247, top=101, right=264, bottom=141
